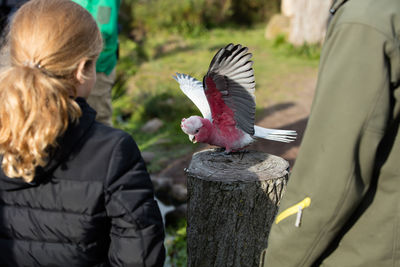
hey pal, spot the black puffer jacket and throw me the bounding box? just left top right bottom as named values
left=0, top=98, right=165, bottom=266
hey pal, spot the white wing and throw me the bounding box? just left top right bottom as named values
left=173, top=73, right=212, bottom=120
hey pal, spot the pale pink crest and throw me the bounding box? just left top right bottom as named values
left=181, top=116, right=203, bottom=135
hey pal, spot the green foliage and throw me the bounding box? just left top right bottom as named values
left=200, top=0, right=280, bottom=28
left=201, top=0, right=233, bottom=28
left=131, top=0, right=207, bottom=37
left=230, top=0, right=281, bottom=26
left=115, top=37, right=149, bottom=81
left=165, top=219, right=187, bottom=267
left=289, top=43, right=321, bottom=60
left=136, top=91, right=196, bottom=122
left=272, top=34, right=287, bottom=47
left=113, top=38, right=143, bottom=105
left=272, top=34, right=321, bottom=60
left=122, top=0, right=281, bottom=39
left=113, top=82, right=197, bottom=129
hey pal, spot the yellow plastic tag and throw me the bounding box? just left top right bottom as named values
left=275, top=197, right=311, bottom=224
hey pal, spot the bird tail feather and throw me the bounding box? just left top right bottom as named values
left=254, top=126, right=297, bottom=143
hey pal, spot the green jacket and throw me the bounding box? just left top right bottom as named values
left=262, top=0, right=400, bottom=266
left=72, top=0, right=120, bottom=75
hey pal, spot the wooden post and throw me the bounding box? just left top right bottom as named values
left=186, top=149, right=289, bottom=267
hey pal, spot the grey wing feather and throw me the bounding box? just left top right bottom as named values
left=205, top=43, right=256, bottom=135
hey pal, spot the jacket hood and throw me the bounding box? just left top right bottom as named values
left=0, top=98, right=97, bottom=191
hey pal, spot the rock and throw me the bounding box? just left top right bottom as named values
left=151, top=175, right=173, bottom=192
left=151, top=176, right=173, bottom=204
left=156, top=154, right=176, bottom=170
left=165, top=204, right=187, bottom=228
left=265, top=14, right=291, bottom=41
left=141, top=151, right=156, bottom=164
left=165, top=98, right=175, bottom=106
left=150, top=175, right=188, bottom=206
left=170, top=184, right=187, bottom=204
left=141, top=118, right=164, bottom=133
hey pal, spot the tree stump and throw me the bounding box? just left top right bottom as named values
left=186, top=149, right=289, bottom=267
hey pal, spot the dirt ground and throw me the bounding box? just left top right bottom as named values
left=159, top=68, right=318, bottom=185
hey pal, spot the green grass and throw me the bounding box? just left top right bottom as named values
left=165, top=219, right=187, bottom=266
left=112, top=25, right=320, bottom=173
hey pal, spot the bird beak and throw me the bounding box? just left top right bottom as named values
left=189, top=135, right=197, bottom=143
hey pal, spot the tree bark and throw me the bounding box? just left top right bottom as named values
left=281, top=0, right=333, bottom=46
left=186, top=149, right=289, bottom=267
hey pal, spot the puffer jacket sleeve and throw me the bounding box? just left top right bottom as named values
left=262, top=20, right=396, bottom=266
left=104, top=132, right=165, bottom=267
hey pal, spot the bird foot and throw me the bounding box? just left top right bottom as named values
left=216, top=150, right=232, bottom=157
left=212, top=148, right=233, bottom=157
left=213, top=147, right=226, bottom=153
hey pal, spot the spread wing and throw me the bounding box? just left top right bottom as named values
left=203, top=43, right=256, bottom=135
left=173, top=73, right=212, bottom=120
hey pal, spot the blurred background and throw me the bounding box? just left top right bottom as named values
left=112, top=1, right=333, bottom=265
left=0, top=0, right=334, bottom=266
left=113, top=0, right=331, bottom=170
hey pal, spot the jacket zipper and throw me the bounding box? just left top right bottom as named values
left=275, top=197, right=311, bottom=227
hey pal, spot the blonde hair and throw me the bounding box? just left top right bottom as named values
left=0, top=0, right=103, bottom=182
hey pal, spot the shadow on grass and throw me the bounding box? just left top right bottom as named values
left=248, top=116, right=309, bottom=168
left=153, top=42, right=230, bottom=60
left=256, top=102, right=296, bottom=118
left=153, top=42, right=197, bottom=60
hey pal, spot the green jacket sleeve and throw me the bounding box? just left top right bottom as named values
left=263, top=21, right=395, bottom=266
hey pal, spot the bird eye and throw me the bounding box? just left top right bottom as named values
left=195, top=129, right=199, bottom=133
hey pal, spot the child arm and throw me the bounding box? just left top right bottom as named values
left=105, top=134, right=165, bottom=267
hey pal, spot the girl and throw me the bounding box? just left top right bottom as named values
left=0, top=0, right=165, bottom=266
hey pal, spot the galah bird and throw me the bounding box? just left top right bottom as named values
left=173, top=43, right=296, bottom=153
